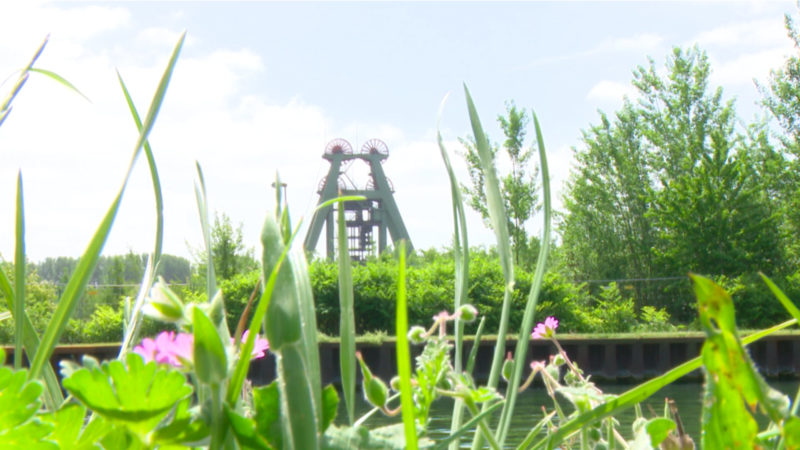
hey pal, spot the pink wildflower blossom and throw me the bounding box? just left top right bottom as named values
left=531, top=316, right=559, bottom=339
left=134, top=330, right=270, bottom=368
left=232, top=330, right=270, bottom=359
left=134, top=331, right=193, bottom=368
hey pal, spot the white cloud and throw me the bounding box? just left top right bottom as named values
left=586, top=80, right=637, bottom=105
left=690, top=18, right=787, bottom=48
left=710, top=47, right=793, bottom=86
left=596, top=33, right=664, bottom=53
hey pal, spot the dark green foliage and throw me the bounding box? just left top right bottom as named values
left=310, top=249, right=674, bottom=335
left=561, top=46, right=785, bottom=318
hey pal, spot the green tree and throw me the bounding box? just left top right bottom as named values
left=759, top=12, right=800, bottom=265
left=460, top=101, right=539, bottom=268
left=191, top=212, right=257, bottom=283
left=561, top=47, right=781, bottom=319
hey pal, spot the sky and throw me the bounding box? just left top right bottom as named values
left=0, top=1, right=798, bottom=263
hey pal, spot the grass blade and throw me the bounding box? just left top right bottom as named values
left=115, top=73, right=165, bottom=357
left=436, top=93, right=471, bottom=448
left=396, top=240, right=418, bottom=450
left=464, top=84, right=514, bottom=449
left=466, top=316, right=486, bottom=375
left=337, top=201, right=357, bottom=425
left=0, top=35, right=47, bottom=123
left=194, top=163, right=218, bottom=305
left=435, top=400, right=505, bottom=450
left=14, top=172, right=25, bottom=370
left=27, top=32, right=185, bottom=382
left=759, top=273, right=800, bottom=323
left=27, top=68, right=90, bottom=102
left=533, top=317, right=798, bottom=448
left=496, top=112, right=552, bottom=445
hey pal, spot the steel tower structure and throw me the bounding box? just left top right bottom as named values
left=304, top=138, right=413, bottom=262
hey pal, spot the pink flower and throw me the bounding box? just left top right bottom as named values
left=531, top=316, right=559, bottom=339
left=232, top=330, right=270, bottom=360
left=134, top=329, right=270, bottom=368
left=134, top=331, right=193, bottom=368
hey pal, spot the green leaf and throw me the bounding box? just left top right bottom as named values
left=644, top=417, right=675, bottom=447
left=252, top=381, right=283, bottom=449
left=692, top=274, right=784, bottom=448
left=337, top=200, right=357, bottom=425
left=225, top=217, right=300, bottom=405
left=395, top=240, right=418, bottom=450
left=226, top=406, right=270, bottom=450
left=259, top=212, right=324, bottom=446
left=151, top=397, right=209, bottom=445
left=62, top=352, right=192, bottom=423
left=322, top=384, right=339, bottom=433
left=14, top=172, right=25, bottom=371
left=192, top=306, right=228, bottom=384
left=0, top=366, right=54, bottom=448
left=783, top=416, right=800, bottom=447
left=40, top=403, right=113, bottom=450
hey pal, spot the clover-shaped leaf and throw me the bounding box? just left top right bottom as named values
left=0, top=366, right=55, bottom=448
left=62, top=352, right=192, bottom=423
left=40, top=403, right=113, bottom=450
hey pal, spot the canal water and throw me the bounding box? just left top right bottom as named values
left=342, top=380, right=800, bottom=447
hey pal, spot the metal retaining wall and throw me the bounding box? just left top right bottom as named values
left=4, top=334, right=800, bottom=386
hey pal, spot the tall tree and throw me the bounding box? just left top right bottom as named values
left=191, top=212, right=257, bottom=282
left=461, top=101, right=539, bottom=267
left=561, top=47, right=781, bottom=317
left=759, top=12, right=800, bottom=265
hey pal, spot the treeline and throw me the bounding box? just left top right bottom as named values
left=33, top=252, right=192, bottom=286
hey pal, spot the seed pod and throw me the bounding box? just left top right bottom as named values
left=457, top=304, right=478, bottom=322
left=365, top=377, right=388, bottom=408
left=407, top=326, right=427, bottom=345
left=501, top=358, right=513, bottom=383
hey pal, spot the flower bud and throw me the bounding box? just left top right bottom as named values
left=552, top=353, right=566, bottom=367
left=365, top=377, right=388, bottom=408
left=501, top=356, right=513, bottom=383
left=632, top=417, right=647, bottom=434
left=390, top=376, right=401, bottom=392
left=588, top=426, right=602, bottom=442
left=143, top=279, right=185, bottom=323
left=457, top=304, right=478, bottom=323
left=545, top=363, right=559, bottom=381
left=407, top=325, right=427, bottom=345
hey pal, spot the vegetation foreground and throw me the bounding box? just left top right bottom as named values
left=2, top=28, right=800, bottom=450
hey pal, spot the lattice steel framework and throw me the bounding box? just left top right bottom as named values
left=304, top=138, right=413, bottom=262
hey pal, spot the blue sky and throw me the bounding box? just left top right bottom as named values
left=1, top=1, right=797, bottom=261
